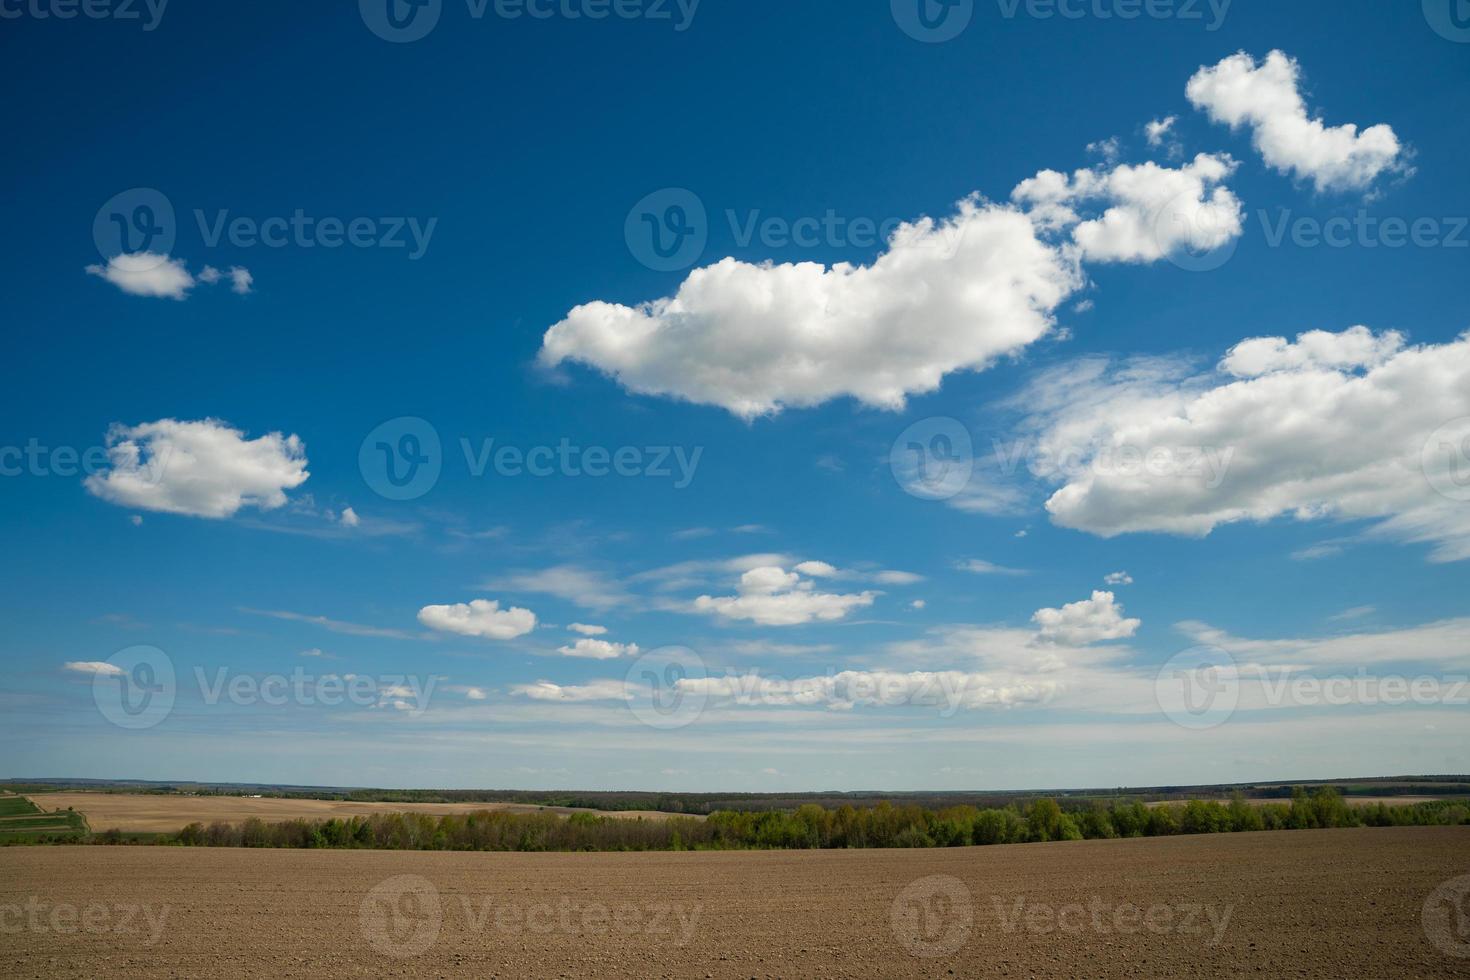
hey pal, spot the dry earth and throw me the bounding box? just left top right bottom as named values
left=3, top=827, right=1469, bottom=978
left=34, top=792, right=695, bottom=832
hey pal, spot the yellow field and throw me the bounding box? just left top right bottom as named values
left=35, top=792, right=697, bottom=833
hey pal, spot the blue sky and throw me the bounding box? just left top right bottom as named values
left=2, top=0, right=1468, bottom=791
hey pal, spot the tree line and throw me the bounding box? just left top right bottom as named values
left=151, top=788, right=1468, bottom=852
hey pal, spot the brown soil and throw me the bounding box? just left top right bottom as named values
left=3, top=827, right=1468, bottom=977
left=34, top=792, right=695, bottom=832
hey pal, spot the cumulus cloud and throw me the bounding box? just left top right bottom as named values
left=339, top=507, right=360, bottom=528
left=84, top=418, right=309, bottom=519
left=1032, top=591, right=1141, bottom=646
left=1011, top=152, right=1243, bottom=264
left=1104, top=571, right=1134, bottom=586
left=541, top=198, right=1083, bottom=418
left=1017, top=327, right=1470, bottom=561
left=557, top=638, right=639, bottom=660
left=568, top=623, right=608, bottom=636
left=1186, top=50, right=1406, bottom=193
left=1145, top=116, right=1177, bottom=147
left=417, top=599, right=538, bottom=640
left=693, top=565, right=878, bottom=626
left=85, top=253, right=195, bottom=299
left=87, top=253, right=254, bottom=300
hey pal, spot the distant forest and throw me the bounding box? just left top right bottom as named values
left=93, top=789, right=1470, bottom=853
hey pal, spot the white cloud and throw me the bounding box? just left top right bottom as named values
left=557, top=638, right=639, bottom=660
left=512, top=679, right=629, bottom=702
left=568, top=623, right=608, bottom=636
left=483, top=566, right=630, bottom=611
left=85, top=253, right=195, bottom=299
left=541, top=196, right=1084, bottom=418
left=84, top=418, right=309, bottom=519
left=793, top=560, right=839, bottom=578
left=1104, top=571, right=1134, bottom=586
left=694, top=565, right=878, bottom=626
left=1032, top=591, right=1141, bottom=646
left=298, top=648, right=339, bottom=660
left=677, top=669, right=1060, bottom=713
left=1186, top=50, right=1406, bottom=193
left=873, top=570, right=924, bottom=585
left=417, top=599, right=538, bottom=640
left=1012, top=152, right=1243, bottom=264
left=63, top=661, right=124, bottom=677
left=1145, top=116, right=1177, bottom=147
left=339, top=507, right=360, bottom=528
left=909, top=599, right=927, bottom=610
left=955, top=559, right=1027, bottom=576
left=198, top=265, right=254, bottom=294
left=1017, top=327, right=1470, bottom=562
left=87, top=253, right=254, bottom=300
